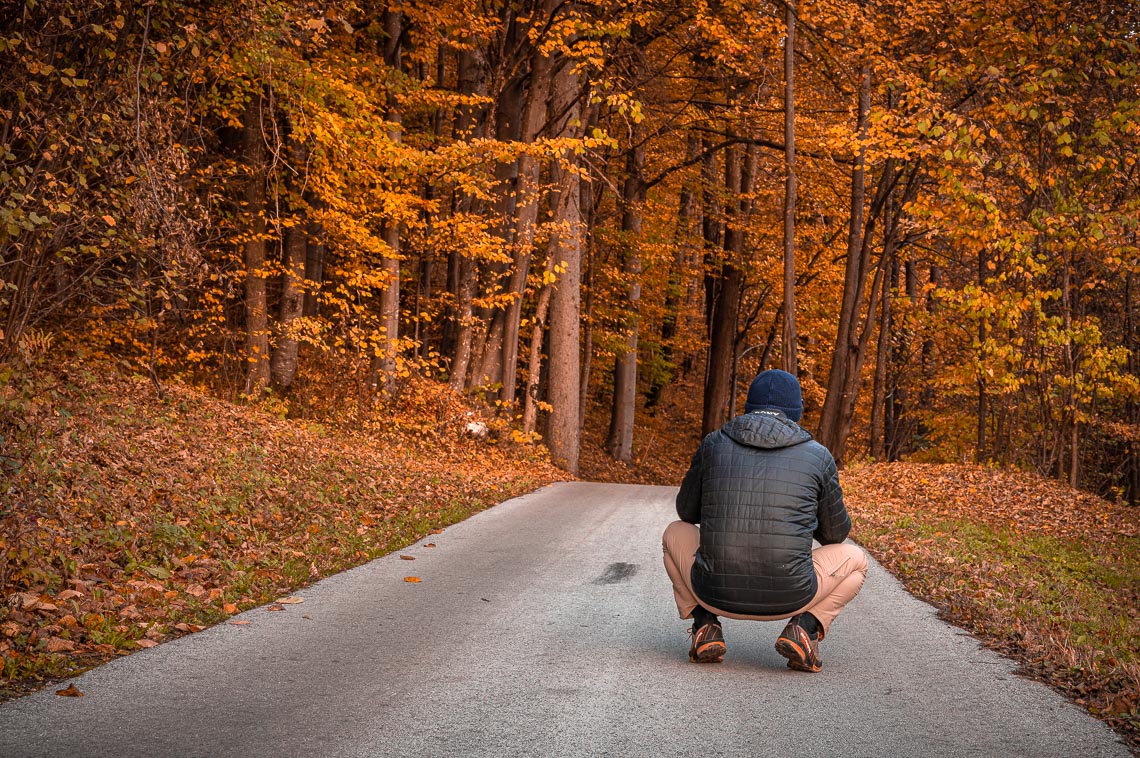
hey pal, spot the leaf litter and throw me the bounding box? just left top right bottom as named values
left=0, top=362, right=567, bottom=701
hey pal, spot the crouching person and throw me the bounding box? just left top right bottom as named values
left=662, top=370, right=868, bottom=671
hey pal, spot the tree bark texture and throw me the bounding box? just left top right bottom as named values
left=545, top=61, right=583, bottom=474
left=702, top=145, right=744, bottom=436
left=374, top=9, right=403, bottom=396
left=781, top=0, right=798, bottom=375
left=817, top=64, right=872, bottom=461
left=606, top=138, right=645, bottom=462
left=498, top=37, right=553, bottom=407
left=241, top=93, right=270, bottom=398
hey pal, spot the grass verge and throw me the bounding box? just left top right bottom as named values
left=843, top=462, right=1139, bottom=752
left=0, top=359, right=567, bottom=700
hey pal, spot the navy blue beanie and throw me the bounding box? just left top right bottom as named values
left=744, top=369, right=803, bottom=422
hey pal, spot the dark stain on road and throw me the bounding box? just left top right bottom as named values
left=594, top=562, right=639, bottom=584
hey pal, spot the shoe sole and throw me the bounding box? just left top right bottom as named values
left=774, top=636, right=821, bottom=673
left=689, top=640, right=726, bottom=663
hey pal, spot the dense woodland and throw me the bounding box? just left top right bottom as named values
left=2, top=0, right=1138, bottom=500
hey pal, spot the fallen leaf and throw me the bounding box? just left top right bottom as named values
left=173, top=623, right=205, bottom=633
left=424, top=543, right=436, bottom=548
left=10, top=592, right=40, bottom=610
left=229, top=620, right=251, bottom=626
left=1, top=621, right=21, bottom=637
left=58, top=614, right=78, bottom=628
left=267, top=604, right=285, bottom=611
left=275, top=597, right=304, bottom=605
left=45, top=637, right=76, bottom=653
left=223, top=602, right=239, bottom=614
left=55, top=684, right=84, bottom=697
left=430, top=529, right=444, bottom=535
left=56, top=590, right=84, bottom=602
left=135, top=639, right=158, bottom=649
left=399, top=555, right=415, bottom=561
left=403, top=576, right=422, bottom=583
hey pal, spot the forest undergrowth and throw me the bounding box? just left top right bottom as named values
left=0, top=358, right=567, bottom=701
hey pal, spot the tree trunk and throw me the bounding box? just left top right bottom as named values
left=241, top=93, right=270, bottom=398
left=647, top=136, right=699, bottom=408
left=498, top=38, right=553, bottom=407
left=701, top=138, right=722, bottom=340
left=545, top=61, right=583, bottom=474
left=578, top=144, right=599, bottom=433
left=781, top=0, right=798, bottom=375
left=373, top=9, right=403, bottom=396
left=870, top=247, right=893, bottom=460
left=447, top=46, right=488, bottom=390
left=270, top=220, right=307, bottom=392
left=522, top=256, right=556, bottom=434
left=702, top=145, right=744, bottom=436
left=302, top=217, right=326, bottom=319
left=606, top=137, right=645, bottom=462
left=818, top=64, right=872, bottom=460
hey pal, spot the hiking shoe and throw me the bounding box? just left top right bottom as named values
left=688, top=622, right=726, bottom=663
left=775, top=619, right=822, bottom=672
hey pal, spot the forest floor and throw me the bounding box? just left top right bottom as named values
left=2, top=360, right=1137, bottom=750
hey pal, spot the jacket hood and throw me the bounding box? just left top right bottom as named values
left=722, top=409, right=813, bottom=450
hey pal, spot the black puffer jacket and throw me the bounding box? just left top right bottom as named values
left=676, top=409, right=850, bottom=615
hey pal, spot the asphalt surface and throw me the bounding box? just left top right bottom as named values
left=0, top=482, right=1130, bottom=757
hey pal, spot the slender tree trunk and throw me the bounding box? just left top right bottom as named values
left=579, top=151, right=599, bottom=433
left=448, top=46, right=488, bottom=390
left=607, top=138, right=645, bottom=461
left=302, top=215, right=326, bottom=319
left=523, top=255, right=557, bottom=434
left=870, top=248, right=892, bottom=460
left=498, top=39, right=552, bottom=407
left=648, top=136, right=699, bottom=409
left=781, top=0, right=798, bottom=375
left=976, top=246, right=988, bottom=463
left=818, top=64, right=872, bottom=459
left=241, top=94, right=270, bottom=398
left=270, top=219, right=307, bottom=392
left=545, top=60, right=583, bottom=473
left=702, top=145, right=744, bottom=436
left=1126, top=269, right=1138, bottom=505
left=701, top=139, right=722, bottom=339
left=1062, top=246, right=1078, bottom=487
left=373, top=9, right=403, bottom=396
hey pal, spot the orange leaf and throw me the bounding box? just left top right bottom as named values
left=55, top=684, right=84, bottom=697
left=403, top=576, right=422, bottom=583
left=135, top=639, right=158, bottom=649
left=229, top=620, right=251, bottom=626
left=223, top=602, right=239, bottom=614
left=399, top=555, right=415, bottom=561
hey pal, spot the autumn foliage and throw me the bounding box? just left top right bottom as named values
left=1, top=0, right=1139, bottom=744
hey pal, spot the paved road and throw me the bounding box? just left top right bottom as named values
left=0, top=482, right=1130, bottom=757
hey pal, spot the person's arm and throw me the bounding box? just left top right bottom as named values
left=813, top=454, right=851, bottom=544
left=675, top=444, right=704, bottom=524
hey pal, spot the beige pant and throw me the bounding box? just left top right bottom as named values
left=662, top=520, right=868, bottom=638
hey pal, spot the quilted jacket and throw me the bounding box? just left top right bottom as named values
left=675, top=409, right=850, bottom=615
